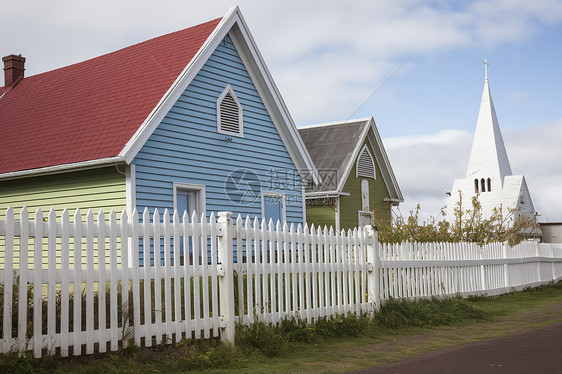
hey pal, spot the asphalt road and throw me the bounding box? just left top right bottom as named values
left=353, top=322, right=562, bottom=374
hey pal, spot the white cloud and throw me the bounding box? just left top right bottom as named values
left=4, top=0, right=562, bottom=123
left=384, top=120, right=562, bottom=223
left=504, top=120, right=562, bottom=222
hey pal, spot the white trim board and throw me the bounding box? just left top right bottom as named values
left=261, top=191, right=287, bottom=224
left=173, top=182, right=207, bottom=219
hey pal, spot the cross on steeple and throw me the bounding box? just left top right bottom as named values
left=484, top=58, right=489, bottom=80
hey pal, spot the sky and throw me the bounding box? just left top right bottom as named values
left=2, top=0, right=562, bottom=222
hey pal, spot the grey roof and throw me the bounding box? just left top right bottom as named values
left=298, top=120, right=368, bottom=192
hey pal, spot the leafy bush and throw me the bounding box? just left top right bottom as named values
left=236, top=321, right=288, bottom=357
left=374, top=296, right=488, bottom=329
left=376, top=193, right=539, bottom=246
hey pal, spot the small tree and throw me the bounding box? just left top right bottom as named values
left=375, top=192, right=539, bottom=245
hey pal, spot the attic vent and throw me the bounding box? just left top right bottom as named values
left=217, top=84, right=243, bottom=137
left=356, top=145, right=376, bottom=179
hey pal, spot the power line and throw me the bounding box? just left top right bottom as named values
left=346, top=51, right=416, bottom=121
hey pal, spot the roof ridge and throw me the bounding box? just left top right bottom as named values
left=14, top=17, right=223, bottom=81
left=298, top=117, right=371, bottom=130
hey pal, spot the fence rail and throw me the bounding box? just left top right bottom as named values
left=0, top=206, right=561, bottom=358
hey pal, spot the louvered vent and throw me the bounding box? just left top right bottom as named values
left=357, top=146, right=375, bottom=179
left=218, top=86, right=243, bottom=136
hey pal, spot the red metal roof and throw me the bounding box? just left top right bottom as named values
left=0, top=18, right=221, bottom=175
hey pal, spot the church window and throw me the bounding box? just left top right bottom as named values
left=474, top=179, right=479, bottom=193
left=481, top=178, right=486, bottom=192
left=487, top=178, right=491, bottom=192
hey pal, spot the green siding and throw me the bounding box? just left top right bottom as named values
left=0, top=167, right=127, bottom=270
left=305, top=205, right=336, bottom=230
left=339, top=140, right=391, bottom=231
left=0, top=166, right=126, bottom=218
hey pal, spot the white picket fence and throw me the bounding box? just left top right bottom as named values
left=0, top=206, right=561, bottom=358
left=0, top=206, right=377, bottom=357
left=378, top=241, right=562, bottom=299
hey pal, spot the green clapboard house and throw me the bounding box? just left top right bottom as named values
left=298, top=118, right=403, bottom=231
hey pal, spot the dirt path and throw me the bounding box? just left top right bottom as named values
left=340, top=301, right=562, bottom=374
left=352, top=322, right=562, bottom=373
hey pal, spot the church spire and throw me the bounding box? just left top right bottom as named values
left=465, top=59, right=512, bottom=186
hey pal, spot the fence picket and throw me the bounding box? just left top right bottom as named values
left=153, top=209, right=162, bottom=345
left=33, top=208, right=43, bottom=358
left=109, top=210, right=119, bottom=352
left=3, top=207, right=14, bottom=346
left=277, top=220, right=284, bottom=322
left=162, top=209, right=172, bottom=342
left=209, top=212, right=218, bottom=336
left=142, top=208, right=152, bottom=347
left=182, top=211, right=193, bottom=340
left=120, top=210, right=130, bottom=348
left=328, top=227, right=336, bottom=315
left=18, top=207, right=29, bottom=353
left=72, top=209, right=82, bottom=355
left=47, top=208, right=57, bottom=355
left=303, top=224, right=311, bottom=323
left=85, top=210, right=94, bottom=354
left=60, top=209, right=70, bottom=357
left=172, top=210, right=182, bottom=341
left=253, top=217, right=261, bottom=321
left=236, top=215, right=244, bottom=325
left=260, top=218, right=269, bottom=323
left=268, top=220, right=277, bottom=323
left=192, top=211, right=201, bottom=339
left=290, top=223, right=298, bottom=316
left=200, top=212, right=210, bottom=339
left=283, top=222, right=290, bottom=319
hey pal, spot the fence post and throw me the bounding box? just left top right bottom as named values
left=535, top=242, right=542, bottom=283
left=503, top=242, right=509, bottom=290
left=217, top=212, right=235, bottom=344
left=550, top=244, right=555, bottom=282
left=479, top=245, right=487, bottom=292
left=365, top=225, right=380, bottom=311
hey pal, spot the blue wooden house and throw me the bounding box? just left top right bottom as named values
left=0, top=7, right=318, bottom=227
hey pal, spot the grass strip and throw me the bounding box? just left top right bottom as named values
left=1, top=282, right=561, bottom=374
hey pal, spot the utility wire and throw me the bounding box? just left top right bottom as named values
left=346, top=51, right=416, bottom=121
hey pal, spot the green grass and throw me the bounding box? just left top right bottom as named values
left=1, top=281, right=561, bottom=374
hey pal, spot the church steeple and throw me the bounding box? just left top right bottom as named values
left=447, top=60, right=537, bottom=224
left=465, top=59, right=512, bottom=189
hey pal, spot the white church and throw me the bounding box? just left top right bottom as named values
left=447, top=61, right=537, bottom=225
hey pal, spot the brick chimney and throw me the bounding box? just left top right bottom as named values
left=3, top=54, right=26, bottom=88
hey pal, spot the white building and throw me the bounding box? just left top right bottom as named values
left=447, top=61, right=537, bottom=224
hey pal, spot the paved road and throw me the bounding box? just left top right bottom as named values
left=353, top=322, right=562, bottom=374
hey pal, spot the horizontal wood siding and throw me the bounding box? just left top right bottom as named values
left=0, top=167, right=126, bottom=218
left=134, top=35, right=304, bottom=223
left=305, top=205, right=336, bottom=230
left=0, top=167, right=126, bottom=269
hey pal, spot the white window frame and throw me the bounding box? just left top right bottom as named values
left=173, top=182, right=206, bottom=219
left=261, top=191, right=286, bottom=224
left=217, top=84, right=244, bottom=137
left=356, top=144, right=376, bottom=179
